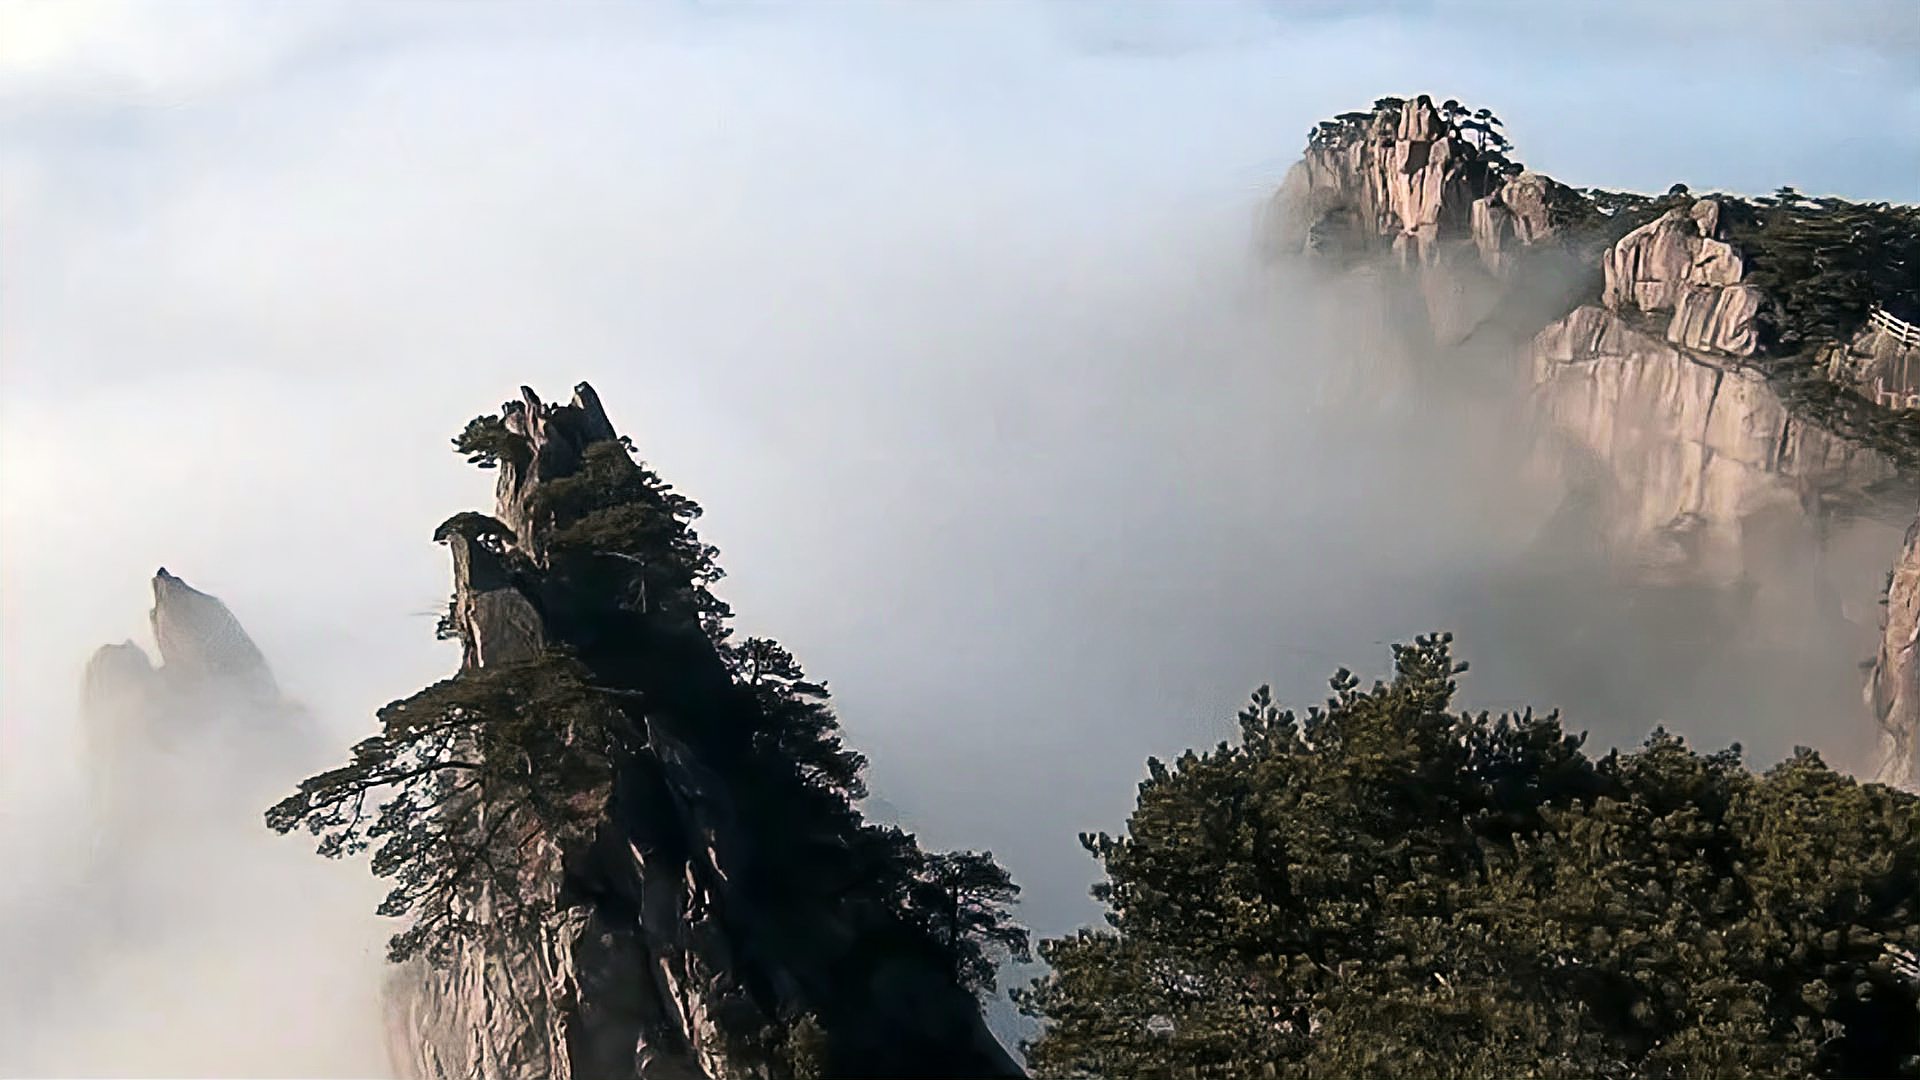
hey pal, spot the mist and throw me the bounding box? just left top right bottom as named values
left=3, top=2, right=1917, bottom=1074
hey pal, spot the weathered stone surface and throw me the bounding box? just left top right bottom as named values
left=1532, top=305, right=1902, bottom=581
left=147, top=568, right=278, bottom=699
left=494, top=383, right=619, bottom=559
left=1470, top=194, right=1515, bottom=273
left=388, top=383, right=1022, bottom=1080
left=1471, top=172, right=1565, bottom=274
left=1500, top=172, right=1559, bottom=245
left=1602, top=199, right=1748, bottom=314
left=1868, top=514, right=1920, bottom=791
left=1293, top=96, right=1499, bottom=265
left=1666, top=282, right=1766, bottom=357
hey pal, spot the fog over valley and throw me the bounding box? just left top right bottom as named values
left=3, top=2, right=1917, bottom=1074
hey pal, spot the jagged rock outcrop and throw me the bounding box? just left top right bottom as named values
left=1600, top=199, right=1765, bottom=358
left=1868, top=515, right=1920, bottom=790
left=1531, top=192, right=1913, bottom=575
left=1292, top=96, right=1501, bottom=266
left=1285, top=95, right=1920, bottom=789
left=386, top=384, right=1022, bottom=1080
left=82, top=569, right=306, bottom=838
left=1471, top=171, right=1566, bottom=274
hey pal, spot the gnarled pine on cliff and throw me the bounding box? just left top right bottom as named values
left=270, top=383, right=1027, bottom=1079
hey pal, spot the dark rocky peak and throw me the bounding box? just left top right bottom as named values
left=494, top=382, right=621, bottom=558
left=373, top=381, right=1026, bottom=1080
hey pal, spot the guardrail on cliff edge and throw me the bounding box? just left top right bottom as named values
left=1870, top=306, right=1920, bottom=349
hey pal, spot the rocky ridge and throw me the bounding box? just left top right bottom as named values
left=1278, top=94, right=1920, bottom=789
left=384, top=384, right=1022, bottom=1080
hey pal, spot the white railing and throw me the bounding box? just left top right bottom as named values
left=1870, top=306, right=1920, bottom=348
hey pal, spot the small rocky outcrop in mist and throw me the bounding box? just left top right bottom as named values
left=83, top=569, right=309, bottom=840
left=84, top=568, right=280, bottom=714
left=353, top=384, right=1024, bottom=1080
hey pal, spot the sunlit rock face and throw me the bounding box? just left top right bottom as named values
left=1868, top=519, right=1920, bottom=791
left=1288, top=95, right=1500, bottom=267
left=1280, top=94, right=1920, bottom=785
left=1530, top=304, right=1906, bottom=586
left=1472, top=171, right=1569, bottom=275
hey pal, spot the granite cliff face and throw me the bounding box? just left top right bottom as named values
left=1530, top=303, right=1903, bottom=585
left=1530, top=197, right=1913, bottom=597
left=1869, top=520, right=1920, bottom=790
left=1294, top=95, right=1495, bottom=267
left=1280, top=94, right=1920, bottom=785
left=385, top=384, right=1021, bottom=1080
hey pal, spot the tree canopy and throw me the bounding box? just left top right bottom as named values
left=1017, top=634, right=1920, bottom=1079
left=268, top=411, right=1030, bottom=1014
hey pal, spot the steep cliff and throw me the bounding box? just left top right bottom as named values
left=1279, top=94, right=1920, bottom=784
left=366, top=384, right=1023, bottom=1080
left=1531, top=303, right=1903, bottom=585
left=1868, top=520, right=1920, bottom=790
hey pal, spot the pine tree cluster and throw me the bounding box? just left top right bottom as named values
left=1018, top=635, right=1920, bottom=1079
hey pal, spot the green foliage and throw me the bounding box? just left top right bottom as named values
left=732, top=636, right=868, bottom=802
left=535, top=440, right=731, bottom=632
left=900, top=850, right=1033, bottom=994
left=1549, top=187, right=1694, bottom=256
left=1018, top=635, right=1920, bottom=1079
left=1724, top=190, right=1920, bottom=355
left=273, top=408, right=1031, bottom=1014
left=782, top=1013, right=831, bottom=1080
left=452, top=414, right=524, bottom=470
left=266, top=652, right=625, bottom=962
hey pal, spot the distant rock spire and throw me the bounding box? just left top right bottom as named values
left=83, top=569, right=307, bottom=843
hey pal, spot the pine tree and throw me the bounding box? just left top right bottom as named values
left=270, top=389, right=1028, bottom=1076
left=1018, top=635, right=1920, bottom=1079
